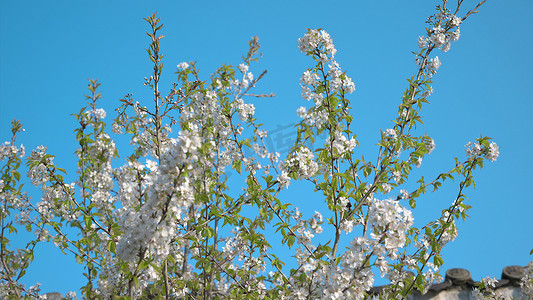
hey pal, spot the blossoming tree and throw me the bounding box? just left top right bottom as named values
left=3, top=0, right=528, bottom=299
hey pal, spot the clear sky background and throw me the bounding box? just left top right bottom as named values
left=1, top=0, right=532, bottom=296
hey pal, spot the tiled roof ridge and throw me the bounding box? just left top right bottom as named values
left=430, top=265, right=525, bottom=291
left=369, top=264, right=526, bottom=296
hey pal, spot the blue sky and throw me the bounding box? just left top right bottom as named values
left=1, top=0, right=532, bottom=296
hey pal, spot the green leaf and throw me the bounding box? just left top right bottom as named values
left=107, top=240, right=116, bottom=254
left=233, top=160, right=242, bottom=174
left=424, top=227, right=432, bottom=238
left=433, top=255, right=444, bottom=267
left=363, top=165, right=371, bottom=177
left=287, top=235, right=295, bottom=249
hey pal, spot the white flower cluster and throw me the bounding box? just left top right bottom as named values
left=292, top=208, right=324, bottom=245
left=234, top=98, right=255, bottom=121
left=310, top=211, right=323, bottom=233
left=487, top=142, right=500, bottom=162
left=291, top=235, right=376, bottom=299
left=85, top=108, right=106, bottom=119
left=417, top=11, right=461, bottom=53
left=392, top=171, right=401, bottom=183
left=368, top=198, right=414, bottom=254
left=24, top=145, right=78, bottom=224
left=0, top=141, right=25, bottom=160
left=283, top=197, right=414, bottom=299
left=231, top=63, right=255, bottom=93
left=125, top=102, right=160, bottom=157
left=276, top=171, right=291, bottom=189
left=328, top=61, right=356, bottom=94
left=481, top=276, right=498, bottom=289
left=38, top=184, right=74, bottom=220
left=238, top=63, right=249, bottom=74
left=285, top=209, right=373, bottom=299
left=416, top=10, right=463, bottom=79
left=326, top=129, right=357, bottom=156
left=116, top=126, right=202, bottom=263
left=425, top=137, right=436, bottom=154
left=182, top=86, right=276, bottom=183
left=177, top=61, right=189, bottom=70
left=340, top=217, right=356, bottom=234
left=438, top=211, right=458, bottom=245
left=420, top=86, right=434, bottom=98
left=521, top=261, right=533, bottom=298
left=465, top=140, right=499, bottom=162
left=111, top=122, right=122, bottom=134
left=77, top=131, right=116, bottom=208
left=219, top=227, right=268, bottom=296
left=298, top=29, right=337, bottom=59
left=300, top=70, right=319, bottom=86
left=384, top=128, right=398, bottom=140
left=185, top=91, right=224, bottom=123
left=413, top=211, right=458, bottom=277
left=283, top=146, right=318, bottom=180
left=428, top=56, right=441, bottom=74
left=472, top=276, right=504, bottom=299
left=297, top=105, right=329, bottom=129
left=417, top=36, right=428, bottom=49
left=430, top=25, right=461, bottom=52
left=297, top=29, right=356, bottom=136
left=400, top=189, right=409, bottom=199
left=300, top=64, right=354, bottom=104
left=113, top=84, right=267, bottom=286
left=27, top=146, right=50, bottom=186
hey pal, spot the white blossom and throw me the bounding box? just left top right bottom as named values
left=177, top=62, right=189, bottom=70
left=298, top=29, right=337, bottom=58
left=418, top=36, right=428, bottom=49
